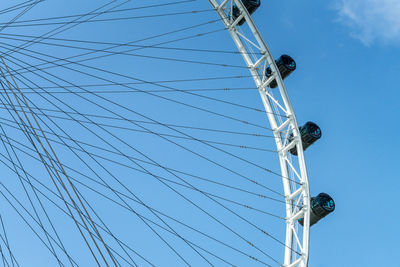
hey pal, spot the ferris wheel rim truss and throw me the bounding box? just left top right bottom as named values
left=208, top=1, right=311, bottom=266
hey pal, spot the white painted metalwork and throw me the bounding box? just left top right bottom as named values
left=208, top=1, right=311, bottom=266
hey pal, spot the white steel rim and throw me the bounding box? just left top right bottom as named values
left=208, top=1, right=311, bottom=266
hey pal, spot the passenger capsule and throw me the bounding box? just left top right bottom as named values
left=265, top=54, right=296, bottom=88
left=299, top=193, right=335, bottom=226
left=232, top=0, right=261, bottom=26
left=289, top=121, right=321, bottom=155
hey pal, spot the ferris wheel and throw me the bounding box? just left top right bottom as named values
left=0, top=1, right=334, bottom=266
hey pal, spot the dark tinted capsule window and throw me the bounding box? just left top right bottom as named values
left=281, top=55, right=296, bottom=70
left=316, top=193, right=335, bottom=212
left=305, top=122, right=321, bottom=139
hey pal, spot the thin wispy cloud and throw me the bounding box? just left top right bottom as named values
left=336, top=0, right=400, bottom=45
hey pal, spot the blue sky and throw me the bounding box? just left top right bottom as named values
left=263, top=1, right=400, bottom=266
left=0, top=0, right=399, bottom=266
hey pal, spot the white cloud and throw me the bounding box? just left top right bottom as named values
left=336, top=0, right=400, bottom=45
